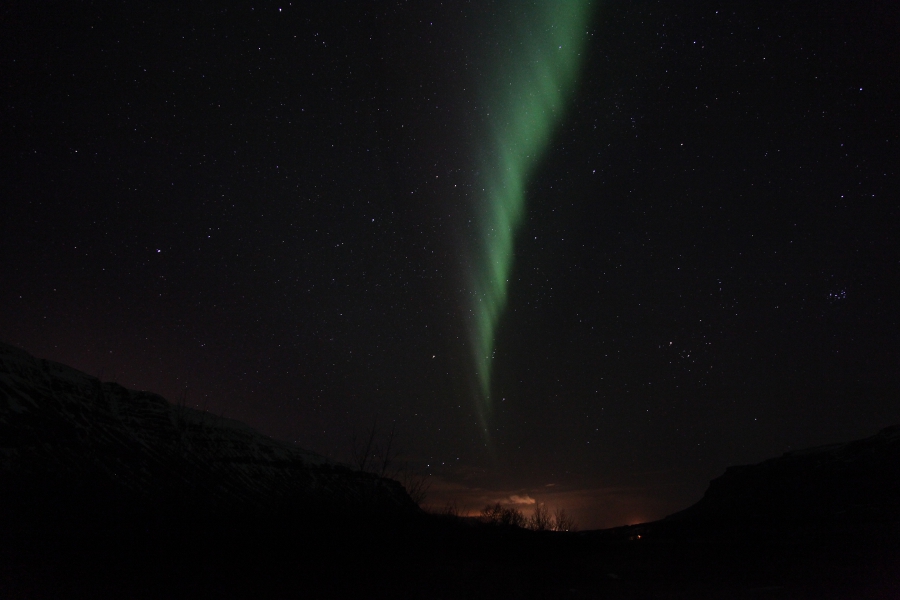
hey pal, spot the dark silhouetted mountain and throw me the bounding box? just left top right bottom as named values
left=0, top=341, right=417, bottom=535
left=653, top=425, right=900, bottom=541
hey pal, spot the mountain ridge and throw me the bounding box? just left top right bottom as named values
left=582, top=422, right=900, bottom=546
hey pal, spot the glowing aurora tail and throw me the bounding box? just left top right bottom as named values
left=468, top=1, right=594, bottom=432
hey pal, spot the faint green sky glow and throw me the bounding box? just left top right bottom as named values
left=470, top=1, right=594, bottom=428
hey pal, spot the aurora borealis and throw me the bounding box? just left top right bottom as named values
left=468, top=1, right=594, bottom=426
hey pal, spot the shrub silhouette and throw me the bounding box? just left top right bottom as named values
left=481, top=502, right=526, bottom=527
left=480, top=501, right=579, bottom=531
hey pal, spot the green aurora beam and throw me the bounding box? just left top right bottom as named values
left=469, top=1, right=594, bottom=427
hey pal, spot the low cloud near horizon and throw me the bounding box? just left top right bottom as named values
left=504, top=494, right=535, bottom=506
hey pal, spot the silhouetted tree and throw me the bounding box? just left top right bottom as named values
left=351, top=416, right=380, bottom=473
left=350, top=417, right=430, bottom=506
left=442, top=500, right=461, bottom=517
left=552, top=507, right=576, bottom=532
left=529, top=502, right=552, bottom=531
left=399, top=468, right=431, bottom=506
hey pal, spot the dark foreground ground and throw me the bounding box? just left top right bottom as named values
left=2, top=509, right=898, bottom=599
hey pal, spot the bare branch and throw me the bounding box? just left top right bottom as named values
left=378, top=423, right=396, bottom=477
left=400, top=470, right=431, bottom=506
left=352, top=415, right=379, bottom=472
left=529, top=502, right=552, bottom=531
left=553, top=506, right=577, bottom=532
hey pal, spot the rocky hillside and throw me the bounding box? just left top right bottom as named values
left=0, top=342, right=417, bottom=529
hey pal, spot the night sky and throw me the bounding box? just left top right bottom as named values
left=3, top=1, right=898, bottom=529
